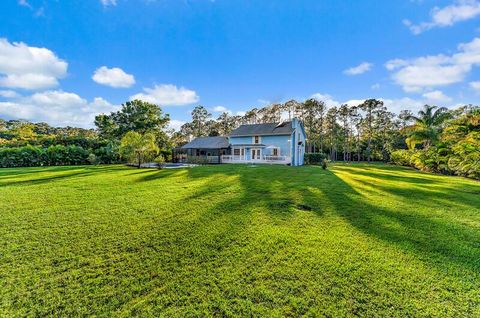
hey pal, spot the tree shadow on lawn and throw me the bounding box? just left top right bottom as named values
left=133, top=168, right=187, bottom=182
left=322, top=166, right=480, bottom=275
left=130, top=163, right=480, bottom=276
left=334, top=165, right=480, bottom=210
left=109, top=166, right=327, bottom=315
left=0, top=165, right=92, bottom=179
left=180, top=164, right=480, bottom=274
left=84, top=163, right=480, bottom=315
left=0, top=165, right=125, bottom=188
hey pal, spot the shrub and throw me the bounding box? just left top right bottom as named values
left=447, top=136, right=480, bottom=179
left=321, top=159, right=328, bottom=170
left=305, top=153, right=327, bottom=165
left=0, top=145, right=90, bottom=168
left=87, top=153, right=98, bottom=165
left=154, top=155, right=166, bottom=169
left=390, top=150, right=412, bottom=167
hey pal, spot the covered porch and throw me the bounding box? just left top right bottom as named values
left=222, top=144, right=291, bottom=165
left=175, top=136, right=231, bottom=164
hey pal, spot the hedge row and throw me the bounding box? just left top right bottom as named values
left=3, top=136, right=108, bottom=149
left=304, top=153, right=327, bottom=165
left=390, top=148, right=480, bottom=180
left=0, top=145, right=121, bottom=168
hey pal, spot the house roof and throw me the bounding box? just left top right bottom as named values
left=229, top=121, right=294, bottom=137
left=180, top=136, right=230, bottom=149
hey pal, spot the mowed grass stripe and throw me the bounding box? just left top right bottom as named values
left=0, top=164, right=479, bottom=317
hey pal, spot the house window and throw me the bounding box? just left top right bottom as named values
left=273, top=148, right=279, bottom=156
left=254, top=136, right=260, bottom=144
left=233, top=148, right=240, bottom=156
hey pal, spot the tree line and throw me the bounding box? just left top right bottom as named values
left=0, top=98, right=478, bottom=178
left=171, top=99, right=479, bottom=179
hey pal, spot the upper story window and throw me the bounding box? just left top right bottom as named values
left=254, top=136, right=260, bottom=144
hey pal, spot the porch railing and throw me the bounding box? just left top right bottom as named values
left=263, top=155, right=288, bottom=162
left=221, top=155, right=290, bottom=164
left=186, top=155, right=221, bottom=164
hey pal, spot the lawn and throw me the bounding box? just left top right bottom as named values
left=0, top=163, right=479, bottom=317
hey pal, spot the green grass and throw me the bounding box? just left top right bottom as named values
left=0, top=163, right=479, bottom=317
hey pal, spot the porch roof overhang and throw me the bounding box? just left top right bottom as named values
left=231, top=144, right=266, bottom=147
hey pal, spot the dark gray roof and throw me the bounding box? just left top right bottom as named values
left=181, top=136, right=230, bottom=149
left=229, top=122, right=293, bottom=137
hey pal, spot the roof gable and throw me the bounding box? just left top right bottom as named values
left=229, top=122, right=293, bottom=137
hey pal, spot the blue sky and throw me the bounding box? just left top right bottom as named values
left=1, top=0, right=480, bottom=129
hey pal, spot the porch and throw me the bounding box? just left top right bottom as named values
left=223, top=144, right=290, bottom=165
left=221, top=155, right=291, bottom=165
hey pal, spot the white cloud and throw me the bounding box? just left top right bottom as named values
left=310, top=92, right=456, bottom=114
left=310, top=93, right=340, bottom=107
left=257, top=99, right=270, bottom=105
left=100, top=0, right=117, bottom=6
left=385, top=58, right=409, bottom=71
left=0, top=90, right=118, bottom=128
left=405, top=0, right=480, bottom=34
left=385, top=37, right=480, bottom=92
left=422, top=90, right=453, bottom=103
left=92, top=66, right=135, bottom=88
left=0, top=38, right=67, bottom=90
left=346, top=97, right=428, bottom=114
left=344, top=99, right=367, bottom=107
left=212, top=105, right=232, bottom=114
left=236, top=111, right=246, bottom=116
left=130, top=84, right=199, bottom=106
left=469, top=81, right=480, bottom=90
left=381, top=97, right=426, bottom=114
left=0, top=90, right=20, bottom=98
left=18, top=0, right=31, bottom=8
left=371, top=83, right=381, bottom=90
left=169, top=119, right=186, bottom=131
left=344, top=62, right=373, bottom=75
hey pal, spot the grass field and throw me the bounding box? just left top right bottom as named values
left=0, top=163, right=479, bottom=317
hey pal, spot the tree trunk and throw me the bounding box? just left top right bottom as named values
left=137, top=152, right=142, bottom=168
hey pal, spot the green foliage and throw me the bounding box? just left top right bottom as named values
left=154, top=155, right=166, bottom=169
left=87, top=153, right=98, bottom=165
left=191, top=105, right=211, bottom=137
left=391, top=108, right=480, bottom=180
left=0, top=164, right=479, bottom=316
left=186, top=155, right=210, bottom=165
left=321, top=158, right=328, bottom=169
left=95, top=100, right=170, bottom=140
left=405, top=105, right=451, bottom=149
left=390, top=149, right=412, bottom=166
left=447, top=134, right=480, bottom=179
left=93, top=140, right=121, bottom=164
left=304, top=152, right=327, bottom=165
left=0, top=145, right=90, bottom=168
left=120, top=131, right=159, bottom=168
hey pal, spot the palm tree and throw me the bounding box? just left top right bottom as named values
left=405, top=105, right=451, bottom=149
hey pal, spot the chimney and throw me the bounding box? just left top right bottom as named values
left=291, top=117, right=299, bottom=129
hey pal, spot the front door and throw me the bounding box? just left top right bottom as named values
left=251, top=149, right=261, bottom=160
